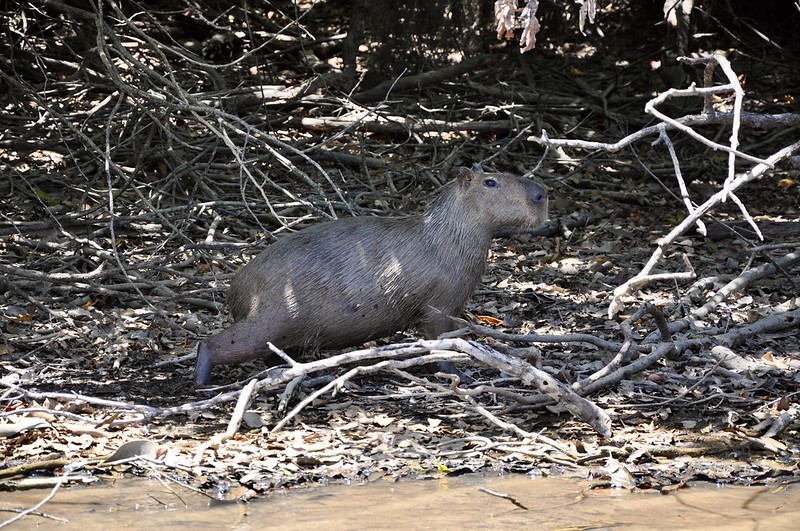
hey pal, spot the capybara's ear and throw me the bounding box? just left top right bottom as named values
left=456, top=165, right=476, bottom=187
left=470, top=162, right=484, bottom=175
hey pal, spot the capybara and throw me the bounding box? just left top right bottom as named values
left=195, top=163, right=548, bottom=384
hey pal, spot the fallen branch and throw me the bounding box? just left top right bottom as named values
left=351, top=56, right=490, bottom=102
left=645, top=247, right=800, bottom=342
left=458, top=340, right=612, bottom=437
left=280, top=116, right=525, bottom=135
left=3, top=338, right=612, bottom=436
left=527, top=111, right=800, bottom=154
left=396, top=369, right=580, bottom=459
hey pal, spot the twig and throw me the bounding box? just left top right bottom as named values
left=656, top=128, right=706, bottom=235
left=0, top=462, right=85, bottom=528
left=578, top=304, right=670, bottom=388
left=478, top=487, right=529, bottom=510
left=576, top=342, right=678, bottom=396
left=225, top=378, right=258, bottom=438
left=527, top=111, right=800, bottom=154
left=0, top=458, right=69, bottom=480
left=0, top=508, right=67, bottom=524
left=192, top=377, right=258, bottom=461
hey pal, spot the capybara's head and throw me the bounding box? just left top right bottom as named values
left=431, top=163, right=548, bottom=232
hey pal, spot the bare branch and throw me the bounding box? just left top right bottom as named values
left=610, top=140, right=800, bottom=317
left=526, top=53, right=800, bottom=317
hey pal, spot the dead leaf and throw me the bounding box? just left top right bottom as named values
left=243, top=411, right=268, bottom=428
left=477, top=315, right=503, bottom=326
left=102, top=440, right=160, bottom=464
left=776, top=396, right=790, bottom=411
left=0, top=418, right=52, bottom=438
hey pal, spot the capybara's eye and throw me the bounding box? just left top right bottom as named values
left=483, top=178, right=498, bottom=188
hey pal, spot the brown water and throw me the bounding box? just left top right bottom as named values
left=4, top=475, right=799, bottom=530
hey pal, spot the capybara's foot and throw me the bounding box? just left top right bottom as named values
left=195, top=340, right=213, bottom=386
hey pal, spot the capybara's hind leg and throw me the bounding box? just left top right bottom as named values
left=195, top=340, right=215, bottom=386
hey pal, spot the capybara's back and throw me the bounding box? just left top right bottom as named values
left=195, top=163, right=548, bottom=384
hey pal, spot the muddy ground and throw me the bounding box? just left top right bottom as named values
left=1, top=2, right=799, bottom=502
